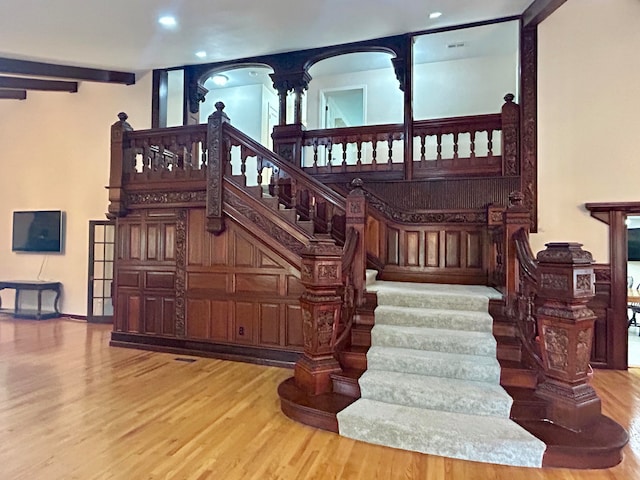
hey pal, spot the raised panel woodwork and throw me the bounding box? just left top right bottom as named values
left=147, top=224, right=159, bottom=260
left=188, top=208, right=205, bottom=266
left=188, top=273, right=227, bottom=292
left=210, top=300, right=229, bottom=341
left=445, top=231, right=461, bottom=268
left=127, top=295, right=141, bottom=332
left=259, top=304, right=280, bottom=346
left=186, top=299, right=210, bottom=338
left=425, top=231, right=439, bottom=267
left=287, top=275, right=304, bottom=296
left=210, top=231, right=228, bottom=266
left=234, top=302, right=255, bottom=344
left=259, top=251, right=280, bottom=268
left=234, top=233, right=255, bottom=267
left=236, top=274, right=279, bottom=294
left=405, top=231, right=420, bottom=267
left=387, top=228, right=399, bottom=265
left=144, top=297, right=159, bottom=333
left=162, top=298, right=176, bottom=336
left=130, top=225, right=142, bottom=260
left=466, top=231, right=482, bottom=268
left=146, top=271, right=175, bottom=289
left=366, top=216, right=380, bottom=258
left=164, top=224, right=176, bottom=261
left=118, top=271, right=141, bottom=288
left=286, top=304, right=304, bottom=348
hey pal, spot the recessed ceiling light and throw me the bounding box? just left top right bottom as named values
left=429, top=12, right=443, bottom=19
left=195, top=51, right=207, bottom=59
left=212, top=74, right=229, bottom=86
left=158, top=16, right=177, bottom=28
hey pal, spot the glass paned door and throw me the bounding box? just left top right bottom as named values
left=87, top=220, right=115, bottom=323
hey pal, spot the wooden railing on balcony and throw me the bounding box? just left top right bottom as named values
left=273, top=93, right=519, bottom=181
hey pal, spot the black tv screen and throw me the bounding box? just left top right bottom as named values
left=629, top=228, right=640, bottom=261
left=12, top=210, right=64, bottom=253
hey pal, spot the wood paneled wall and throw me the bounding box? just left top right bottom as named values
left=366, top=214, right=488, bottom=284
left=114, top=207, right=304, bottom=358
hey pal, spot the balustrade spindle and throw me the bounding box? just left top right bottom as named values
left=312, top=140, right=319, bottom=170
left=372, top=140, right=378, bottom=167
left=387, top=135, right=393, bottom=164
left=453, top=132, right=459, bottom=160
left=488, top=130, right=494, bottom=157
left=342, top=142, right=347, bottom=169
left=436, top=133, right=443, bottom=161
left=420, top=134, right=426, bottom=163
left=327, top=141, right=333, bottom=168
left=272, top=168, right=280, bottom=199
left=356, top=139, right=363, bottom=167
left=290, top=178, right=298, bottom=211
left=200, top=143, right=207, bottom=169
left=470, top=131, right=477, bottom=159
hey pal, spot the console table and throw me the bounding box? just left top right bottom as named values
left=0, top=281, right=62, bottom=320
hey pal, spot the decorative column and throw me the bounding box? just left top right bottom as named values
left=107, top=112, right=133, bottom=219
left=534, top=242, right=601, bottom=431
left=206, top=102, right=230, bottom=234
left=270, top=71, right=311, bottom=165
left=501, top=93, right=520, bottom=176
left=295, top=237, right=343, bottom=396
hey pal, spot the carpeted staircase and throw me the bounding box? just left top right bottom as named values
left=336, top=279, right=547, bottom=467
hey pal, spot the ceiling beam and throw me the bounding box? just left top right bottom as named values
left=0, top=58, right=135, bottom=85
left=0, top=75, right=78, bottom=92
left=522, top=0, right=567, bottom=28
left=0, top=88, right=26, bottom=100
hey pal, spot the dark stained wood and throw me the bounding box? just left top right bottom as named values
left=590, top=264, right=612, bottom=367
left=0, top=88, right=26, bottom=100
left=522, top=0, right=568, bottom=28
left=0, top=57, right=135, bottom=84
left=0, top=75, right=77, bottom=92
left=520, top=25, right=538, bottom=232
left=152, top=70, right=168, bottom=129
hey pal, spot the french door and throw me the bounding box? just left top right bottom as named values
left=87, top=220, right=115, bottom=323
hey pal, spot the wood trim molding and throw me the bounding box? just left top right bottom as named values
left=0, top=57, right=135, bottom=85
left=0, top=75, right=77, bottom=92
left=0, top=88, right=26, bottom=100
left=523, top=0, right=568, bottom=28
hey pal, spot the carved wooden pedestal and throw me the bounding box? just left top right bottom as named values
left=294, top=238, right=343, bottom=396
left=534, top=242, right=601, bottom=431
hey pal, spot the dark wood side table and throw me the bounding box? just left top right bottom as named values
left=0, top=281, right=62, bottom=320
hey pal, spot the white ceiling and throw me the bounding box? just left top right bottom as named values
left=0, top=0, right=534, bottom=74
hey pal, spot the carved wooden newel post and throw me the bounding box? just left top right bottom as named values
left=107, top=112, right=133, bottom=219
left=346, top=178, right=367, bottom=306
left=206, top=102, right=230, bottom=234
left=501, top=93, right=520, bottom=176
left=296, top=238, right=343, bottom=395
left=534, top=242, right=601, bottom=431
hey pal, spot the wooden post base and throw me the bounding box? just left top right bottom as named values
left=536, top=379, right=602, bottom=431
left=294, top=354, right=341, bottom=396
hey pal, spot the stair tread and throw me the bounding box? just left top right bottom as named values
left=369, top=345, right=500, bottom=365
left=372, top=324, right=496, bottom=357
left=359, top=370, right=513, bottom=417
left=374, top=305, right=493, bottom=332
left=337, top=398, right=545, bottom=467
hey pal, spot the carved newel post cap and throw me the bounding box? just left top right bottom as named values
left=117, top=112, right=128, bottom=122
left=508, top=190, right=524, bottom=207
left=214, top=101, right=225, bottom=112
left=208, top=101, right=230, bottom=123
left=350, top=178, right=364, bottom=189
left=537, top=243, right=593, bottom=265
left=504, top=93, right=515, bottom=103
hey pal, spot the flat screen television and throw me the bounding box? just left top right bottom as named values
left=629, top=228, right=640, bottom=261
left=12, top=210, right=64, bottom=253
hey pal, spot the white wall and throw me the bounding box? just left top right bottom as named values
left=534, top=0, right=640, bottom=262
left=413, top=54, right=517, bottom=119
left=0, top=74, right=152, bottom=315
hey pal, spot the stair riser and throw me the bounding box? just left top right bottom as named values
left=497, top=344, right=522, bottom=362
left=493, top=322, right=517, bottom=337
left=351, top=328, right=371, bottom=347
left=332, top=377, right=361, bottom=397
left=340, top=351, right=367, bottom=370
left=500, top=368, right=538, bottom=389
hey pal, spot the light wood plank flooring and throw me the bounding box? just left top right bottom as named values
left=1, top=316, right=639, bottom=480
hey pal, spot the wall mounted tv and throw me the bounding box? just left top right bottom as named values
left=12, top=210, right=64, bottom=253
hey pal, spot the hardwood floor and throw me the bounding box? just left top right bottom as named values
left=1, top=316, right=639, bottom=480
